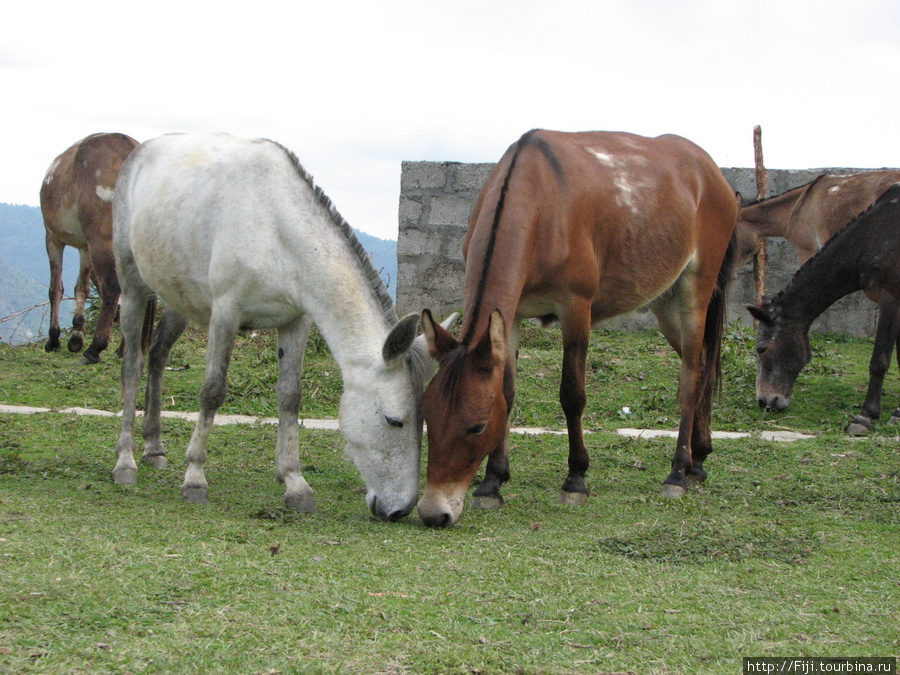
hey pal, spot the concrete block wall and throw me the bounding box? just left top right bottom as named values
left=398, top=163, right=884, bottom=337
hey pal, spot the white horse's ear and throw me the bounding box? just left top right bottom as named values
left=383, top=313, right=420, bottom=364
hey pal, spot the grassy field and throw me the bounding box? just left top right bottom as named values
left=1, top=323, right=898, bottom=674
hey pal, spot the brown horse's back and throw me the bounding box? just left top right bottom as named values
left=462, top=130, right=737, bottom=332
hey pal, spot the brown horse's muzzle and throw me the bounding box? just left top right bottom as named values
left=417, top=483, right=467, bottom=528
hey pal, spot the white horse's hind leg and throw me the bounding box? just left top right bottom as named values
left=276, top=316, right=316, bottom=512
left=113, top=293, right=151, bottom=485
left=141, top=308, right=189, bottom=468
left=181, top=312, right=239, bottom=504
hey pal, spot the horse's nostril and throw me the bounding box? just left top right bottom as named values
left=386, top=510, right=406, bottom=522
left=758, top=398, right=767, bottom=409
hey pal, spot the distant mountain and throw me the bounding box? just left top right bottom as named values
left=0, top=203, right=398, bottom=345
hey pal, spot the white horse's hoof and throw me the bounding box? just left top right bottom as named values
left=660, top=484, right=687, bottom=499
left=559, top=491, right=588, bottom=506
left=284, top=492, right=317, bottom=513
left=142, top=454, right=168, bottom=469
left=181, top=486, right=209, bottom=504
left=470, top=495, right=503, bottom=511
left=112, top=467, right=137, bottom=486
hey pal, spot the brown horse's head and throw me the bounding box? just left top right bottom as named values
left=417, top=309, right=510, bottom=527
left=748, top=298, right=812, bottom=411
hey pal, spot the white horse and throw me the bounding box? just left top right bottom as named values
left=112, top=133, right=454, bottom=521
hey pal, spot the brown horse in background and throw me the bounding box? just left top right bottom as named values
left=40, top=133, right=139, bottom=364
left=418, top=129, right=739, bottom=527
left=736, top=170, right=900, bottom=264
left=737, top=170, right=900, bottom=434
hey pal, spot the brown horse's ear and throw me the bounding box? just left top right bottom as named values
left=421, top=309, right=459, bottom=359
left=471, top=310, right=507, bottom=368
left=747, top=305, right=773, bottom=324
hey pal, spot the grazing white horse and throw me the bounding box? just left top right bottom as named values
left=112, top=133, right=454, bottom=521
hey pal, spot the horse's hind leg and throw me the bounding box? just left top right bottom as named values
left=67, top=249, right=92, bottom=354
left=275, top=315, right=316, bottom=512
left=141, top=308, right=188, bottom=469
left=181, top=311, right=239, bottom=504
left=848, top=298, right=900, bottom=435
left=889, top=335, right=900, bottom=426
left=471, top=322, right=520, bottom=510
left=558, top=306, right=591, bottom=505
left=80, top=245, right=120, bottom=365
left=113, top=291, right=153, bottom=485
left=44, top=234, right=64, bottom=352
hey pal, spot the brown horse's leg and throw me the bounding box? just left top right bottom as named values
left=559, top=308, right=591, bottom=505
left=68, top=249, right=92, bottom=353
left=472, top=320, right=520, bottom=510
left=45, top=233, right=64, bottom=352
left=80, top=246, right=120, bottom=365
left=890, top=335, right=900, bottom=426
left=848, top=298, right=900, bottom=435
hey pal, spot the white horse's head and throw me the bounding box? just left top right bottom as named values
left=338, top=312, right=458, bottom=521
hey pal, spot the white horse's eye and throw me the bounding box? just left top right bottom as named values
left=385, top=415, right=404, bottom=429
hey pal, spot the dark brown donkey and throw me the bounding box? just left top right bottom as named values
left=737, top=170, right=900, bottom=434
left=418, top=129, right=739, bottom=527
left=40, top=133, right=139, bottom=363
left=749, top=183, right=900, bottom=433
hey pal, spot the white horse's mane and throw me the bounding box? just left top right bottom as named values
left=270, top=140, right=398, bottom=327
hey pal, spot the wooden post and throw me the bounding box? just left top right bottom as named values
left=752, top=125, right=768, bottom=308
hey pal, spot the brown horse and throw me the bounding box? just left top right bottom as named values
left=749, top=183, right=900, bottom=432
left=738, top=170, right=900, bottom=434
left=40, top=133, right=139, bottom=364
left=418, top=129, right=739, bottom=527
left=736, top=170, right=900, bottom=264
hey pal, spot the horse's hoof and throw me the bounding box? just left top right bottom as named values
left=845, top=417, right=872, bottom=436
left=142, top=454, right=168, bottom=469
left=284, top=492, right=317, bottom=513
left=181, top=486, right=209, bottom=504
left=67, top=334, right=84, bottom=353
left=112, top=467, right=137, bottom=486
left=660, top=483, right=687, bottom=499
left=559, top=491, right=588, bottom=506
left=45, top=341, right=60, bottom=353
left=686, top=469, right=708, bottom=486
left=888, top=411, right=900, bottom=426
left=470, top=495, right=503, bottom=511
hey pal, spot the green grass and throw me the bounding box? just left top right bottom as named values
left=1, top=323, right=898, bottom=674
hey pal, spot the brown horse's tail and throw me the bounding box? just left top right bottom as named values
left=703, top=229, right=739, bottom=397
left=140, top=297, right=157, bottom=355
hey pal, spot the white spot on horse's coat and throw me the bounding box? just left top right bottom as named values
left=43, top=158, right=62, bottom=186
left=95, top=185, right=115, bottom=202
left=827, top=186, right=841, bottom=194
left=588, top=149, right=617, bottom=167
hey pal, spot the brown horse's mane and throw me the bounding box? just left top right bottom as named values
left=271, top=140, right=398, bottom=326
left=742, top=173, right=828, bottom=209
left=771, top=182, right=900, bottom=308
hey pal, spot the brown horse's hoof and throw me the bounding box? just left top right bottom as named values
left=660, top=484, right=687, bottom=499
left=68, top=332, right=84, bottom=353
left=559, top=491, right=588, bottom=506
left=284, top=492, right=317, bottom=513
left=470, top=495, right=503, bottom=511
left=112, top=467, right=137, bottom=486
left=845, top=416, right=872, bottom=436
left=181, top=486, right=209, bottom=504
left=142, top=454, right=168, bottom=469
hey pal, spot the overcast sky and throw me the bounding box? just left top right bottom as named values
left=2, top=0, right=898, bottom=240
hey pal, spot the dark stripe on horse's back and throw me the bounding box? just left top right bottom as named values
left=462, top=129, right=544, bottom=345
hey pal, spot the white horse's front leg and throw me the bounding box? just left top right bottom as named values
left=276, top=316, right=316, bottom=512
left=181, top=313, right=238, bottom=504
